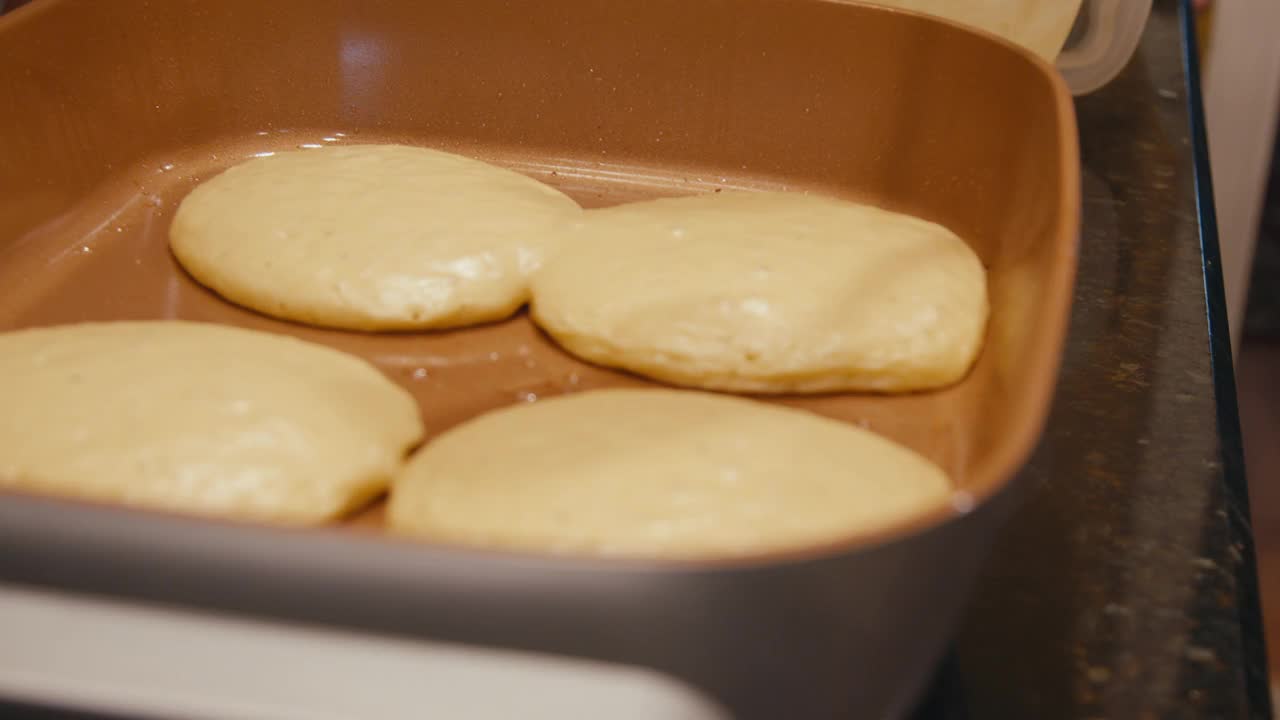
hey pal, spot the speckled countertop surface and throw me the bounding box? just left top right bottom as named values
left=914, top=1, right=1271, bottom=718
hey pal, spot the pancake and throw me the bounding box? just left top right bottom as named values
left=388, top=388, right=951, bottom=559
left=530, top=191, right=988, bottom=393
left=0, top=321, right=423, bottom=524
left=170, top=144, right=581, bottom=331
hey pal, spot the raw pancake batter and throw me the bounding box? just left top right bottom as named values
left=388, top=388, right=951, bottom=559
left=170, top=144, right=581, bottom=331
left=0, top=321, right=423, bottom=524
left=531, top=191, right=988, bottom=394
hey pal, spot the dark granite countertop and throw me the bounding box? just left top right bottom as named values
left=915, top=1, right=1271, bottom=717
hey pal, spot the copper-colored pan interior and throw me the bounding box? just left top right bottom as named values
left=0, top=0, right=1077, bottom=555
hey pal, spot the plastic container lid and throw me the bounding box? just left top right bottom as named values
left=1057, top=0, right=1153, bottom=95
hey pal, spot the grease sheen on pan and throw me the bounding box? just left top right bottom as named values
left=388, top=388, right=951, bottom=559
left=531, top=191, right=989, bottom=394
left=0, top=321, right=423, bottom=524
left=170, top=144, right=582, bottom=331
